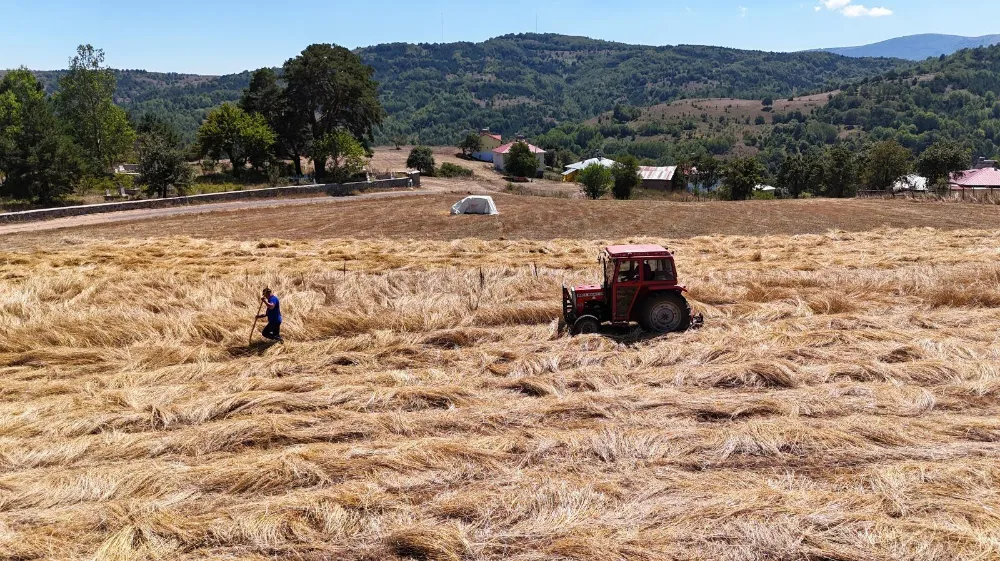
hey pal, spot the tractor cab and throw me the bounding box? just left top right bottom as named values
left=563, top=244, right=699, bottom=335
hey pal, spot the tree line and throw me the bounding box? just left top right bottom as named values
left=198, top=43, right=383, bottom=183
left=0, top=46, right=137, bottom=203
left=0, top=43, right=384, bottom=205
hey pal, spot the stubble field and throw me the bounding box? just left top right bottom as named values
left=4, top=217, right=1000, bottom=559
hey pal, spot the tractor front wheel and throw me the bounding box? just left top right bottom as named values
left=638, top=292, right=691, bottom=333
left=572, top=316, right=601, bottom=335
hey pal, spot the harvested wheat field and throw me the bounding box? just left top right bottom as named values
left=4, top=228, right=1000, bottom=560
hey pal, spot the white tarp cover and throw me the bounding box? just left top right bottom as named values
left=451, top=196, right=499, bottom=215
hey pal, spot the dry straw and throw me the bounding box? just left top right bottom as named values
left=1, top=228, right=1000, bottom=559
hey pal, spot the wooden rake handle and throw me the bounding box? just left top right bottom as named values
left=249, top=300, right=265, bottom=346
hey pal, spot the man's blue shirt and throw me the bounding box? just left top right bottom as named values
left=266, top=295, right=282, bottom=323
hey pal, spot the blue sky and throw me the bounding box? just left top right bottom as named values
left=0, top=0, right=996, bottom=74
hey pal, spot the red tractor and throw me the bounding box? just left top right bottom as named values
left=562, top=244, right=701, bottom=335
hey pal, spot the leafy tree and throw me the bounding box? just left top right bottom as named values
left=917, top=140, right=970, bottom=191
left=406, top=146, right=435, bottom=175
left=821, top=145, right=858, bottom=198
left=196, top=103, right=276, bottom=177
left=239, top=68, right=311, bottom=177
left=579, top=163, right=612, bottom=199
left=692, top=155, right=723, bottom=193
left=312, top=129, right=369, bottom=183
left=860, top=140, right=912, bottom=194
left=283, top=44, right=384, bottom=180
left=777, top=154, right=816, bottom=199
left=0, top=69, right=84, bottom=204
left=611, top=155, right=641, bottom=200
left=55, top=45, right=135, bottom=174
left=762, top=97, right=774, bottom=107
left=555, top=148, right=578, bottom=169
left=505, top=141, right=539, bottom=178
left=722, top=157, right=765, bottom=201
left=459, top=133, right=482, bottom=157
left=136, top=113, right=182, bottom=148
left=392, top=135, right=407, bottom=150
left=137, top=117, right=194, bottom=198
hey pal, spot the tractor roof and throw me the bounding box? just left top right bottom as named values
left=605, top=244, right=670, bottom=258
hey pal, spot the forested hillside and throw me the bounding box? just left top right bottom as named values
left=764, top=44, right=1000, bottom=159
left=8, top=34, right=905, bottom=144
left=361, top=34, right=905, bottom=144
left=21, top=70, right=252, bottom=144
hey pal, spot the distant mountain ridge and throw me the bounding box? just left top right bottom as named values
left=820, top=34, right=1000, bottom=61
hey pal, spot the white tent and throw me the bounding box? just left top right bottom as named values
left=893, top=174, right=928, bottom=192
left=451, top=196, right=499, bottom=215
left=754, top=184, right=777, bottom=192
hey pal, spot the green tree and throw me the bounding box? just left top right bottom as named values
left=283, top=44, right=384, bottom=180
left=579, top=163, right=612, bottom=199
left=505, top=141, right=539, bottom=178
left=722, top=157, right=766, bottom=201
left=136, top=115, right=193, bottom=198
left=196, top=103, right=276, bottom=177
left=611, top=155, right=641, bottom=200
left=406, top=146, right=435, bottom=175
left=312, top=129, right=369, bottom=183
left=860, top=140, right=912, bottom=194
left=137, top=133, right=194, bottom=199
left=692, top=155, right=722, bottom=193
left=136, top=113, right=182, bottom=148
left=917, top=140, right=970, bottom=191
left=777, top=154, right=815, bottom=199
left=459, top=132, right=482, bottom=157
left=822, top=145, right=858, bottom=198
left=0, top=69, right=83, bottom=204
left=239, top=68, right=311, bottom=177
left=55, top=45, right=135, bottom=174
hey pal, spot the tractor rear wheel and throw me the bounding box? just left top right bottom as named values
left=572, top=315, right=601, bottom=335
left=638, top=292, right=691, bottom=333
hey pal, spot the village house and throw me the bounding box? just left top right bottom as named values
left=638, top=166, right=677, bottom=190
left=950, top=167, right=1000, bottom=193
left=493, top=138, right=546, bottom=176
left=561, top=158, right=617, bottom=182
left=472, top=129, right=503, bottom=162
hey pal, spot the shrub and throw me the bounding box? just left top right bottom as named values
left=407, top=146, right=436, bottom=176
left=578, top=163, right=612, bottom=200
left=438, top=162, right=474, bottom=178
left=611, top=155, right=641, bottom=200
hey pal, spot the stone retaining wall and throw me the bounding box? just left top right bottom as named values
left=0, top=173, right=420, bottom=224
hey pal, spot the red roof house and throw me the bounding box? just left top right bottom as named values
left=950, top=168, right=1000, bottom=190
left=492, top=141, right=546, bottom=175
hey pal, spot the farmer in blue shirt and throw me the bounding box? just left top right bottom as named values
left=257, top=288, right=283, bottom=342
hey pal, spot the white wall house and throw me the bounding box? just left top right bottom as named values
left=492, top=141, right=546, bottom=176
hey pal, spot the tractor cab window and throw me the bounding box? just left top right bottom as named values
left=603, top=257, right=615, bottom=288
left=642, top=259, right=676, bottom=282
left=617, top=260, right=639, bottom=283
